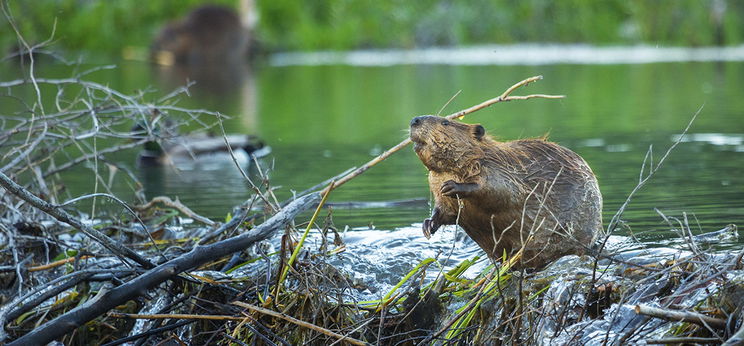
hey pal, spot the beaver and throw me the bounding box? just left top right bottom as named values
left=409, top=115, right=602, bottom=268
left=150, top=5, right=249, bottom=66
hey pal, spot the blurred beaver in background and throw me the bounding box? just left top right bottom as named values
left=150, top=5, right=250, bottom=66
left=409, top=115, right=602, bottom=269
left=149, top=5, right=259, bottom=100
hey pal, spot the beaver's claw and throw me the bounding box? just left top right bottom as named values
left=441, top=180, right=478, bottom=198
left=422, top=218, right=436, bottom=239
left=440, top=180, right=457, bottom=197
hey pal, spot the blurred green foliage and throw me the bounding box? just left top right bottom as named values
left=259, top=0, right=744, bottom=49
left=1, top=0, right=235, bottom=55
left=2, top=0, right=744, bottom=55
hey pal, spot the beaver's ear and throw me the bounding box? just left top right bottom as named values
left=472, top=124, right=485, bottom=140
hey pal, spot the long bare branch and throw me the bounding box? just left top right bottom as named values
left=323, top=75, right=563, bottom=193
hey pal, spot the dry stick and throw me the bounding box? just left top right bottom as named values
left=135, top=196, right=215, bottom=226
left=195, top=168, right=355, bottom=245
left=0, top=171, right=154, bottom=269
left=633, top=305, right=727, bottom=330
left=229, top=318, right=278, bottom=346
left=448, top=76, right=563, bottom=120
left=6, top=192, right=320, bottom=346
left=216, top=114, right=277, bottom=212
left=329, top=319, right=374, bottom=346
left=722, top=322, right=744, bottom=346
left=646, top=337, right=722, bottom=344
left=101, top=320, right=194, bottom=346
left=28, top=255, right=94, bottom=272
left=1, top=0, right=48, bottom=148
left=616, top=259, right=723, bottom=343
left=604, top=105, right=703, bottom=237
left=597, top=106, right=703, bottom=345
left=0, top=78, right=142, bottom=107
left=0, top=123, right=47, bottom=172
left=109, top=312, right=250, bottom=321
left=42, top=138, right=149, bottom=178
left=0, top=269, right=135, bottom=329
left=321, top=75, right=564, bottom=194
left=57, top=192, right=169, bottom=263
left=232, top=301, right=369, bottom=346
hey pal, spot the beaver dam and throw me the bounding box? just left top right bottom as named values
left=1, top=68, right=743, bottom=346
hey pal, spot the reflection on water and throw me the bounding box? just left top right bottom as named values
left=142, top=132, right=744, bottom=245
left=14, top=46, right=742, bottom=250
left=271, top=44, right=744, bottom=66
left=151, top=62, right=259, bottom=130
left=154, top=63, right=246, bottom=96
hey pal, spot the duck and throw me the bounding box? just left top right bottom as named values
left=132, top=116, right=269, bottom=168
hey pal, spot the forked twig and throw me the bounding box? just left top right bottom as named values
left=448, top=75, right=563, bottom=120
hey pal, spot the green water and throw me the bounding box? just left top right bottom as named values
left=3, top=57, right=744, bottom=245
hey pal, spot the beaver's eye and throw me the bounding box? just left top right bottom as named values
left=441, top=120, right=450, bottom=126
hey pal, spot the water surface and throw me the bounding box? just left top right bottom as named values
left=3, top=45, right=743, bottom=249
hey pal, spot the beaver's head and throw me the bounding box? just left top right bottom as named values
left=409, top=115, right=487, bottom=173
left=151, top=22, right=191, bottom=65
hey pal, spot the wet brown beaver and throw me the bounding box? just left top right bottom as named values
left=410, top=115, right=602, bottom=268
left=151, top=5, right=249, bottom=66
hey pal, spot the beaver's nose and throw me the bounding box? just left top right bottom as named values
left=410, top=116, right=423, bottom=127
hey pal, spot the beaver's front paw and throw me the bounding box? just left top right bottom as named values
left=440, top=180, right=459, bottom=197
left=423, top=218, right=436, bottom=239
left=441, top=180, right=477, bottom=197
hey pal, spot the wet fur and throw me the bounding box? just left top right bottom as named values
left=151, top=6, right=249, bottom=65
left=410, top=115, right=602, bottom=268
